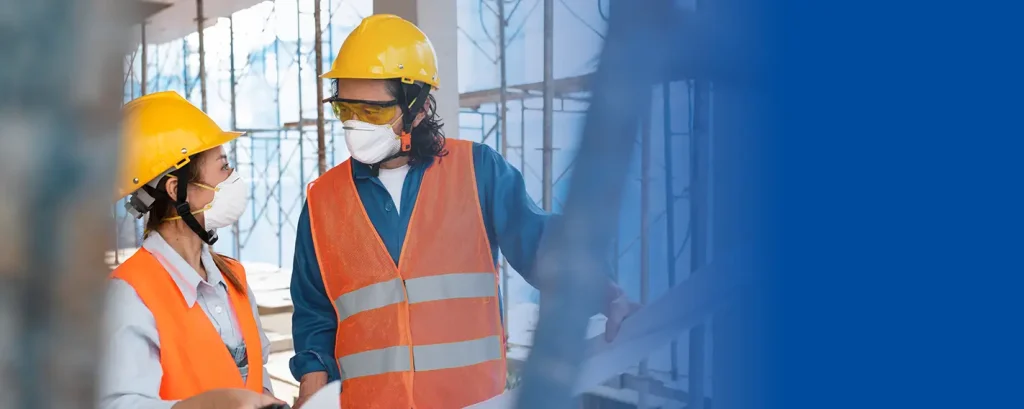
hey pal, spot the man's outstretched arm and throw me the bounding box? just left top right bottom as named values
left=476, top=143, right=640, bottom=340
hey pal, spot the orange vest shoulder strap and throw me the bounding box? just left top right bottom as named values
left=444, top=138, right=475, bottom=156
left=111, top=249, right=187, bottom=309
left=308, top=159, right=353, bottom=199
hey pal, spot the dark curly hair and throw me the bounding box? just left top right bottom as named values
left=383, top=79, right=448, bottom=164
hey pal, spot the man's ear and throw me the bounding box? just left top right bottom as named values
left=163, top=176, right=179, bottom=202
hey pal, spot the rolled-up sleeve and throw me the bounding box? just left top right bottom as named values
left=98, top=279, right=180, bottom=409
left=474, top=143, right=552, bottom=287
left=289, top=202, right=342, bottom=382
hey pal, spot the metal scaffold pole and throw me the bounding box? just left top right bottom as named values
left=326, top=0, right=336, bottom=165
left=275, top=35, right=284, bottom=267
left=297, top=1, right=306, bottom=198
left=314, top=0, right=327, bottom=175
left=520, top=103, right=526, bottom=172
left=690, top=78, right=711, bottom=409
left=497, top=0, right=511, bottom=334
left=229, top=15, right=241, bottom=259
left=638, top=107, right=652, bottom=409
left=182, top=40, right=190, bottom=96
left=662, top=82, right=679, bottom=381
left=196, top=0, right=207, bottom=112
left=541, top=0, right=554, bottom=211
left=498, top=1, right=509, bottom=159
left=141, top=21, right=148, bottom=95
left=0, top=0, right=128, bottom=406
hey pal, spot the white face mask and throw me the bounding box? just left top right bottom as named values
left=203, top=170, right=250, bottom=230
left=343, top=119, right=402, bottom=164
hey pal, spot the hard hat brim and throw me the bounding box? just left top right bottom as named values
left=218, top=130, right=246, bottom=142
left=320, top=71, right=441, bottom=90
left=115, top=130, right=247, bottom=202
left=190, top=130, right=246, bottom=157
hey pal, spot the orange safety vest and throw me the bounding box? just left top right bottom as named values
left=111, top=248, right=265, bottom=400
left=307, top=139, right=506, bottom=409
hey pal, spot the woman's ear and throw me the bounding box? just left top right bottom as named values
left=163, top=176, right=179, bottom=202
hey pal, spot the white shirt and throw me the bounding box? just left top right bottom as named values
left=98, top=232, right=273, bottom=409
left=377, top=164, right=410, bottom=214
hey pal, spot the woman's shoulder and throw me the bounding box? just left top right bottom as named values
left=106, top=278, right=151, bottom=316
left=104, top=277, right=160, bottom=343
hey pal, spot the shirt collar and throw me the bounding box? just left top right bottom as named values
left=142, top=232, right=224, bottom=307
left=351, top=160, right=375, bottom=180
left=352, top=156, right=434, bottom=180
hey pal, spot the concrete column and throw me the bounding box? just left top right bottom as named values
left=374, top=0, right=461, bottom=139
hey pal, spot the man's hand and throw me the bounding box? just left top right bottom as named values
left=172, top=388, right=285, bottom=409
left=604, top=283, right=642, bottom=342
left=294, top=371, right=329, bottom=409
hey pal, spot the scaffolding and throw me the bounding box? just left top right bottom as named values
left=117, top=0, right=362, bottom=267
left=115, top=0, right=708, bottom=407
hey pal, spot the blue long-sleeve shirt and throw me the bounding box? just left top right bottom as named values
left=289, top=142, right=549, bottom=382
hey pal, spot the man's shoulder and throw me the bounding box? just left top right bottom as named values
left=441, top=141, right=508, bottom=173
left=449, top=140, right=500, bottom=163
left=445, top=138, right=478, bottom=153
left=307, top=159, right=352, bottom=192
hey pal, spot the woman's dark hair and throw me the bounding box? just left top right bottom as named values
left=385, top=80, right=448, bottom=164
left=144, top=153, right=244, bottom=292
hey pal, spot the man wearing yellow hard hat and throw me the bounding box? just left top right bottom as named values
left=100, top=91, right=286, bottom=409
left=288, top=14, right=640, bottom=408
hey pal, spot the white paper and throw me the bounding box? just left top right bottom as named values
left=296, top=380, right=341, bottom=409
left=297, top=382, right=515, bottom=409
left=463, top=390, right=518, bottom=409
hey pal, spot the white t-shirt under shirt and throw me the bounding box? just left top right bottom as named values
left=377, top=164, right=410, bottom=214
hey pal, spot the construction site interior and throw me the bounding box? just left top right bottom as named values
left=112, top=0, right=703, bottom=407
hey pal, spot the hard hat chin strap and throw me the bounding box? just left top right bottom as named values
left=172, top=168, right=219, bottom=246
left=399, top=83, right=432, bottom=149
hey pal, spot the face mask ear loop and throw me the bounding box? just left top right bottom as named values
left=191, top=181, right=219, bottom=192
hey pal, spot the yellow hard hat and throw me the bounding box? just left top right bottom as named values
left=323, top=14, right=440, bottom=89
left=117, top=91, right=243, bottom=202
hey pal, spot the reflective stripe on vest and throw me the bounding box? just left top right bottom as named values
left=338, top=335, right=503, bottom=381
left=307, top=139, right=507, bottom=408
left=334, top=272, right=497, bottom=323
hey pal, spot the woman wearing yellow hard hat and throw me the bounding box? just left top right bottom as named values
left=289, top=14, right=638, bottom=409
left=99, top=91, right=286, bottom=409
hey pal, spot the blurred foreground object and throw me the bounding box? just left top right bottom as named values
left=0, top=0, right=131, bottom=407
left=513, top=0, right=766, bottom=408
left=512, top=1, right=678, bottom=408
